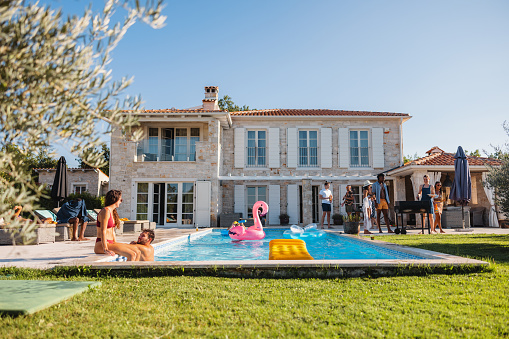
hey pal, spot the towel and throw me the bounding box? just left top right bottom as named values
left=56, top=200, right=90, bottom=223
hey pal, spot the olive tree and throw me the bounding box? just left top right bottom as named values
left=485, top=121, right=509, bottom=218
left=0, top=0, right=165, bottom=242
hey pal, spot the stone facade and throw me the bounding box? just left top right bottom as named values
left=109, top=87, right=410, bottom=227
left=36, top=168, right=109, bottom=196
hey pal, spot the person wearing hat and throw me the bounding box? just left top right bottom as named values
left=372, top=173, right=394, bottom=233
left=362, top=182, right=373, bottom=234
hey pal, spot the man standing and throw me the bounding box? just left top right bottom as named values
left=129, top=229, right=155, bottom=261
left=319, top=182, right=333, bottom=229
left=372, top=173, right=394, bottom=233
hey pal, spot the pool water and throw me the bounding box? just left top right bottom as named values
left=154, top=230, right=425, bottom=261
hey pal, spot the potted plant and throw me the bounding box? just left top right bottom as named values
left=332, top=213, right=343, bottom=225
left=343, top=213, right=361, bottom=235
left=279, top=213, right=290, bottom=226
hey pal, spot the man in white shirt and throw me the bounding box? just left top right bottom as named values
left=319, top=182, right=333, bottom=229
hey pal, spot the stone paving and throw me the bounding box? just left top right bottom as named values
left=0, top=226, right=507, bottom=269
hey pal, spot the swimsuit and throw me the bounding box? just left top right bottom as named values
left=96, top=212, right=115, bottom=244
left=96, top=238, right=114, bottom=244
left=96, top=213, right=116, bottom=229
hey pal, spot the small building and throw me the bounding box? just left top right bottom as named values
left=110, top=86, right=411, bottom=227
left=387, top=146, right=502, bottom=227
left=35, top=168, right=109, bottom=197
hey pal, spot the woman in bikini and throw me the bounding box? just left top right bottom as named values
left=94, top=190, right=140, bottom=261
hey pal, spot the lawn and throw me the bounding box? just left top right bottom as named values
left=1, top=234, right=508, bottom=338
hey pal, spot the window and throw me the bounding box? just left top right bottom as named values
left=73, top=184, right=87, bottom=194
left=247, top=186, right=266, bottom=218
left=137, top=183, right=149, bottom=220
left=246, top=130, right=266, bottom=167
left=137, top=127, right=200, bottom=161
left=298, top=130, right=318, bottom=167
left=350, top=130, right=369, bottom=167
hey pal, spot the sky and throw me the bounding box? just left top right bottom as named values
left=45, top=0, right=509, bottom=167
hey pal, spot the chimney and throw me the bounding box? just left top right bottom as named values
left=202, top=86, right=219, bottom=111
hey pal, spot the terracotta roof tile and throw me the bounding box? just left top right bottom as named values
left=404, top=152, right=502, bottom=167
left=230, top=109, right=409, bottom=117
left=126, top=108, right=225, bottom=113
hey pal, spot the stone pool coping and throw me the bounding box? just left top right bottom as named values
left=60, top=228, right=489, bottom=278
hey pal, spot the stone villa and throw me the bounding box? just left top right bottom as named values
left=110, top=86, right=411, bottom=227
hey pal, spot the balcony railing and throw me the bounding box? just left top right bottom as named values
left=298, top=146, right=318, bottom=167
left=136, top=139, right=196, bottom=162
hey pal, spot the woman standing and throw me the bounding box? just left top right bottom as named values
left=94, top=190, right=140, bottom=261
left=433, top=182, right=446, bottom=233
left=417, top=175, right=436, bottom=233
left=362, top=185, right=372, bottom=234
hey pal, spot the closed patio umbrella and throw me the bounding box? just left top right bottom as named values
left=51, top=156, right=68, bottom=207
left=449, top=146, right=471, bottom=229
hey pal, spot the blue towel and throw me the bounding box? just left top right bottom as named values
left=56, top=200, right=90, bottom=223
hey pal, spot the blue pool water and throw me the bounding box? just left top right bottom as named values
left=154, top=230, right=425, bottom=261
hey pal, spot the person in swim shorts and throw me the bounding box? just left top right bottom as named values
left=372, top=173, right=394, bottom=233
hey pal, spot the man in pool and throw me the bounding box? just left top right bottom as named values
left=129, top=229, right=155, bottom=261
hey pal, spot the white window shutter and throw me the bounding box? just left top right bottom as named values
left=268, top=185, right=280, bottom=226
left=195, top=181, right=211, bottom=227
left=234, top=128, right=245, bottom=168
left=338, top=128, right=349, bottom=168
left=287, top=184, right=299, bottom=225
left=320, top=128, right=332, bottom=168
left=268, top=128, right=280, bottom=168
left=372, top=127, right=385, bottom=168
left=234, top=185, right=245, bottom=218
left=287, top=128, right=297, bottom=168
left=339, top=184, right=347, bottom=214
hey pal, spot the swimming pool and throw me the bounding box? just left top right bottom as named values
left=154, top=229, right=425, bottom=261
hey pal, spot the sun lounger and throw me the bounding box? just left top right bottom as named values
left=0, top=223, right=56, bottom=245
left=52, top=208, right=97, bottom=238
left=35, top=210, right=70, bottom=242
left=269, top=239, right=314, bottom=260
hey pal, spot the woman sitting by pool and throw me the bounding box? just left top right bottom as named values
left=94, top=190, right=140, bottom=261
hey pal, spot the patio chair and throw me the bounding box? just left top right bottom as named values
left=34, top=209, right=69, bottom=242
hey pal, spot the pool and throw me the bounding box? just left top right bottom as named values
left=154, top=229, right=425, bottom=261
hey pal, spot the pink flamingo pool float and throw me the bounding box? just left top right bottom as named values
left=228, top=201, right=268, bottom=241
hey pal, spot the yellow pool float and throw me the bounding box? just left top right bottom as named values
left=269, top=239, right=314, bottom=260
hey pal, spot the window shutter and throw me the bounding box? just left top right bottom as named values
left=338, top=128, right=349, bottom=168
left=339, top=184, right=347, bottom=214
left=268, top=128, right=280, bottom=168
left=195, top=181, right=211, bottom=227
left=287, top=184, right=299, bottom=224
left=372, top=127, right=384, bottom=168
left=268, top=185, right=280, bottom=225
left=320, top=128, right=332, bottom=168
left=287, top=128, right=297, bottom=168
left=234, top=185, right=245, bottom=217
left=234, top=128, right=245, bottom=168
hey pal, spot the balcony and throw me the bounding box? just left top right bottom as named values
left=135, top=139, right=196, bottom=162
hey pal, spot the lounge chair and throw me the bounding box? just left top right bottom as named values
left=0, top=212, right=56, bottom=245
left=34, top=210, right=70, bottom=242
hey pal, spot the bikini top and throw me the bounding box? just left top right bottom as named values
left=96, top=210, right=115, bottom=229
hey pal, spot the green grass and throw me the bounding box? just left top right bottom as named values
left=1, top=234, right=509, bottom=338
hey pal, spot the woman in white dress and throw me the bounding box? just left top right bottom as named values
left=362, top=185, right=372, bottom=234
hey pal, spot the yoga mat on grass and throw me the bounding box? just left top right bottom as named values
left=0, top=280, right=101, bottom=316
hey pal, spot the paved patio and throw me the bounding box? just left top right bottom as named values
left=0, top=226, right=507, bottom=269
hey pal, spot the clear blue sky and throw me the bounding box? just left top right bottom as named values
left=46, top=0, right=509, bottom=167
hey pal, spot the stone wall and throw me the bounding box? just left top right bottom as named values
left=110, top=120, right=223, bottom=225
left=37, top=169, right=108, bottom=197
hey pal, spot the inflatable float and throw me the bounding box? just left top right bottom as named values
left=228, top=201, right=268, bottom=241
left=283, top=224, right=325, bottom=240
